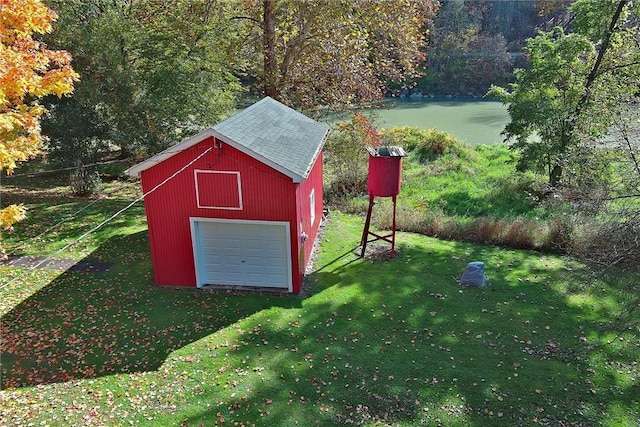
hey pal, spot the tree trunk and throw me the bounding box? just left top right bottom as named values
left=262, top=0, right=277, bottom=99
left=557, top=0, right=628, bottom=187
left=572, top=0, right=628, bottom=121
left=550, top=164, right=562, bottom=187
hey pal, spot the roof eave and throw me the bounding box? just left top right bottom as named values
left=301, top=127, right=331, bottom=180
left=125, top=129, right=218, bottom=177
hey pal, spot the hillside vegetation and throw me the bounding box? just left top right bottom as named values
left=324, top=124, right=632, bottom=260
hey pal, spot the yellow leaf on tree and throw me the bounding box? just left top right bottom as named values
left=0, top=205, right=27, bottom=230
left=0, top=0, right=78, bottom=240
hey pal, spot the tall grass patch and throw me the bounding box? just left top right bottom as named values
left=324, top=122, right=639, bottom=261
left=371, top=203, right=568, bottom=251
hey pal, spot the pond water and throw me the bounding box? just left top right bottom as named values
left=363, top=98, right=510, bottom=145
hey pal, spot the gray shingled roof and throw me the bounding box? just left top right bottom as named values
left=211, top=97, right=329, bottom=181
left=126, top=97, right=330, bottom=182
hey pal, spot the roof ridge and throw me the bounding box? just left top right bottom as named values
left=126, top=97, right=330, bottom=182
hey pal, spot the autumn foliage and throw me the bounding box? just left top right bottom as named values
left=0, top=0, right=78, bottom=240
left=352, top=113, right=382, bottom=149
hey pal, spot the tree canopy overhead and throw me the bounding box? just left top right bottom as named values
left=43, top=0, right=243, bottom=162
left=0, top=0, right=78, bottom=173
left=237, top=0, right=439, bottom=110
left=39, top=0, right=439, bottom=163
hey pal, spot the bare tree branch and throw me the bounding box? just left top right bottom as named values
left=231, top=15, right=260, bottom=24
left=572, top=0, right=629, bottom=122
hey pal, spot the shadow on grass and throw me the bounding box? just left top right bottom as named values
left=3, top=173, right=69, bottom=191
left=173, top=227, right=638, bottom=426
left=1, top=184, right=147, bottom=258
left=0, top=231, right=301, bottom=389
left=2, top=215, right=637, bottom=426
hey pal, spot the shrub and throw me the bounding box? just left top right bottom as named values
left=70, top=166, right=102, bottom=197
left=380, top=126, right=463, bottom=163
left=467, top=217, right=504, bottom=244
left=324, top=116, right=372, bottom=200
left=336, top=194, right=370, bottom=216
left=502, top=218, right=539, bottom=250
left=371, top=201, right=460, bottom=239
left=324, top=175, right=368, bottom=203
left=374, top=203, right=560, bottom=252
left=461, top=217, right=541, bottom=249
left=542, top=217, right=574, bottom=253
left=571, top=214, right=640, bottom=269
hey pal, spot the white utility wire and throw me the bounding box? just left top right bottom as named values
left=0, top=146, right=213, bottom=291
left=3, top=162, right=123, bottom=255
left=5, top=158, right=128, bottom=179
left=7, top=194, right=106, bottom=257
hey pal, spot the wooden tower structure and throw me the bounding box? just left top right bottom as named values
left=360, top=145, right=407, bottom=257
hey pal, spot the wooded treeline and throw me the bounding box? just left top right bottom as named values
left=37, top=0, right=579, bottom=166
left=40, top=0, right=439, bottom=164
left=416, top=0, right=574, bottom=96
left=30, top=0, right=633, bottom=169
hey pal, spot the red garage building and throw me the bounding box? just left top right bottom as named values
left=126, top=97, right=330, bottom=293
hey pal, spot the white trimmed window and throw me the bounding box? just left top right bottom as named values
left=310, top=188, right=316, bottom=226
left=194, top=170, right=243, bottom=210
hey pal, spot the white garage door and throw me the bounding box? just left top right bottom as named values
left=190, top=218, right=292, bottom=290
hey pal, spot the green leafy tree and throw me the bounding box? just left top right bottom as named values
left=235, top=0, right=439, bottom=110
left=489, top=0, right=639, bottom=186
left=43, top=0, right=243, bottom=163
left=488, top=28, right=595, bottom=185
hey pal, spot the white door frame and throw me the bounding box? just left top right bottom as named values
left=190, top=217, right=293, bottom=291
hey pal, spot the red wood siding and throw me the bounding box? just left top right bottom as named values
left=194, top=170, right=242, bottom=210
left=295, top=150, right=324, bottom=284
left=140, top=137, right=301, bottom=290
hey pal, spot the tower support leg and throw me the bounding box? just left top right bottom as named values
left=391, top=194, right=397, bottom=256
left=359, top=194, right=375, bottom=257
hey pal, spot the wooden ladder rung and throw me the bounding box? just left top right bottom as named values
left=359, top=194, right=398, bottom=258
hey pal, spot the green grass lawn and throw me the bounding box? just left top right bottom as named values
left=1, top=176, right=638, bottom=426
left=400, top=144, right=544, bottom=219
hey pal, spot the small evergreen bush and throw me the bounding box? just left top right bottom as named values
left=70, top=166, right=102, bottom=197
